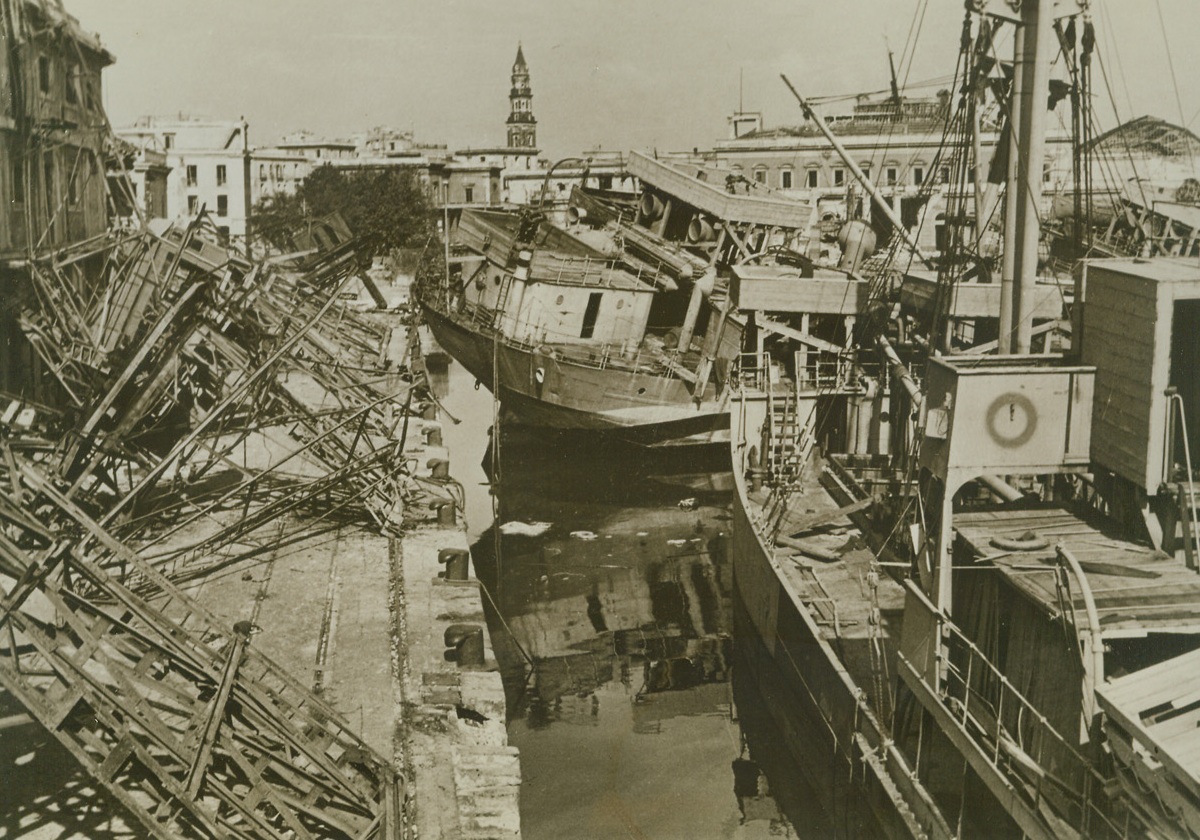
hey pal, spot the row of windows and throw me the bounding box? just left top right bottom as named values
left=9, top=149, right=98, bottom=207
left=187, top=194, right=229, bottom=216
left=184, top=164, right=229, bottom=188
left=258, top=163, right=300, bottom=181
left=740, top=163, right=948, bottom=190
left=37, top=54, right=98, bottom=111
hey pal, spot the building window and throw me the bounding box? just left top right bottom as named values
left=780, top=169, right=793, bottom=189
left=860, top=164, right=871, bottom=182
left=886, top=167, right=898, bottom=186
left=65, top=65, right=78, bottom=104
left=216, top=195, right=228, bottom=217
left=185, top=165, right=197, bottom=187
left=806, top=169, right=818, bottom=188
left=833, top=168, right=845, bottom=187
left=464, top=186, right=474, bottom=203
left=164, top=134, right=174, bottom=150
left=1043, top=161, right=1053, bottom=183
left=187, top=195, right=198, bottom=215
left=913, top=167, right=925, bottom=186
left=753, top=168, right=766, bottom=184
left=259, top=164, right=266, bottom=180
left=38, top=56, right=50, bottom=94
left=939, top=167, right=950, bottom=183
left=216, top=164, right=227, bottom=186
left=67, top=164, right=79, bottom=205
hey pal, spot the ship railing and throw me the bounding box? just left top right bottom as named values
left=910, top=595, right=1131, bottom=838
left=736, top=352, right=768, bottom=391
left=799, top=351, right=855, bottom=392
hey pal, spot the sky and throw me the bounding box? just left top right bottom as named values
left=69, top=0, right=1200, bottom=160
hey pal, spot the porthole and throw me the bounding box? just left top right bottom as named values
left=616, top=299, right=624, bottom=309
left=555, top=294, right=564, bottom=305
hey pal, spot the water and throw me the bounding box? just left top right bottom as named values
left=434, top=356, right=813, bottom=839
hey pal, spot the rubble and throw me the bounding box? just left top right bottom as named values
left=0, top=211, right=462, bottom=838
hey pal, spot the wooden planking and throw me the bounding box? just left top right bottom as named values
left=956, top=506, right=1200, bottom=634
left=731, top=268, right=868, bottom=314
left=1083, top=267, right=1164, bottom=489
left=1098, top=647, right=1200, bottom=800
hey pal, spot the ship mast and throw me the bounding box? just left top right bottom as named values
left=1004, top=0, right=1060, bottom=353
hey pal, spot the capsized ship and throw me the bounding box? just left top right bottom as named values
left=730, top=0, right=1200, bottom=837
left=417, top=152, right=818, bottom=447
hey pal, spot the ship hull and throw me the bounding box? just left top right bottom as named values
left=729, top=396, right=949, bottom=839
left=421, top=302, right=729, bottom=447
left=731, top=500, right=929, bottom=838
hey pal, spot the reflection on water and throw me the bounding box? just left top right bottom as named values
left=467, top=422, right=803, bottom=840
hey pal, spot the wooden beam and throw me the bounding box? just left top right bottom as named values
left=184, top=630, right=248, bottom=797
left=758, top=315, right=844, bottom=354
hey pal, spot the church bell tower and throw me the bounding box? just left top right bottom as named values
left=506, top=44, right=536, bottom=149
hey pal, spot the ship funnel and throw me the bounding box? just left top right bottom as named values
left=687, top=216, right=716, bottom=243
left=640, top=192, right=665, bottom=221
left=837, top=220, right=877, bottom=273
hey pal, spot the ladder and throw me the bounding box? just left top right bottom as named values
left=767, top=385, right=807, bottom=483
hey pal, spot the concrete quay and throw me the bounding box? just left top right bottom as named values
left=392, top=407, right=522, bottom=840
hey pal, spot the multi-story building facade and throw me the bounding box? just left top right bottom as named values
left=1, top=0, right=114, bottom=401
left=1, top=0, right=113, bottom=260
left=116, top=117, right=254, bottom=244
left=711, top=92, right=1074, bottom=222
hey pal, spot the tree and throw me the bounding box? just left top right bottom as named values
left=253, top=165, right=434, bottom=256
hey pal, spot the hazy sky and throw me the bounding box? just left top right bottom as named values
left=70, top=0, right=1200, bottom=159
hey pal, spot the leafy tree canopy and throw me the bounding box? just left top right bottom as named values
left=254, top=165, right=434, bottom=256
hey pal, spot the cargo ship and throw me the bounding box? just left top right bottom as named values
left=729, top=0, right=1200, bottom=836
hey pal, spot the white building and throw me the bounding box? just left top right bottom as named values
left=116, top=117, right=254, bottom=243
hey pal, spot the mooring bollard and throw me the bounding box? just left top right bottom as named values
left=433, top=500, right=457, bottom=528
left=427, top=458, right=450, bottom=479
left=421, top=424, right=443, bottom=447
left=443, top=623, right=484, bottom=667
left=437, top=548, right=470, bottom=581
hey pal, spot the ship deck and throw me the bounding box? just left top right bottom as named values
left=747, top=475, right=906, bottom=641
left=955, top=507, right=1200, bottom=638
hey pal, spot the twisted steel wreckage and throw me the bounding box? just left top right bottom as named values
left=1, top=2, right=454, bottom=836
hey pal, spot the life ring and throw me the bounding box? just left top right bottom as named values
left=985, top=393, right=1038, bottom=448
left=990, top=531, right=1049, bottom=552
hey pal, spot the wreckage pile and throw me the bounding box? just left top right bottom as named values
left=0, top=214, right=451, bottom=838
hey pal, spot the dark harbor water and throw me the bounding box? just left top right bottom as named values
left=434, top=356, right=825, bottom=839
